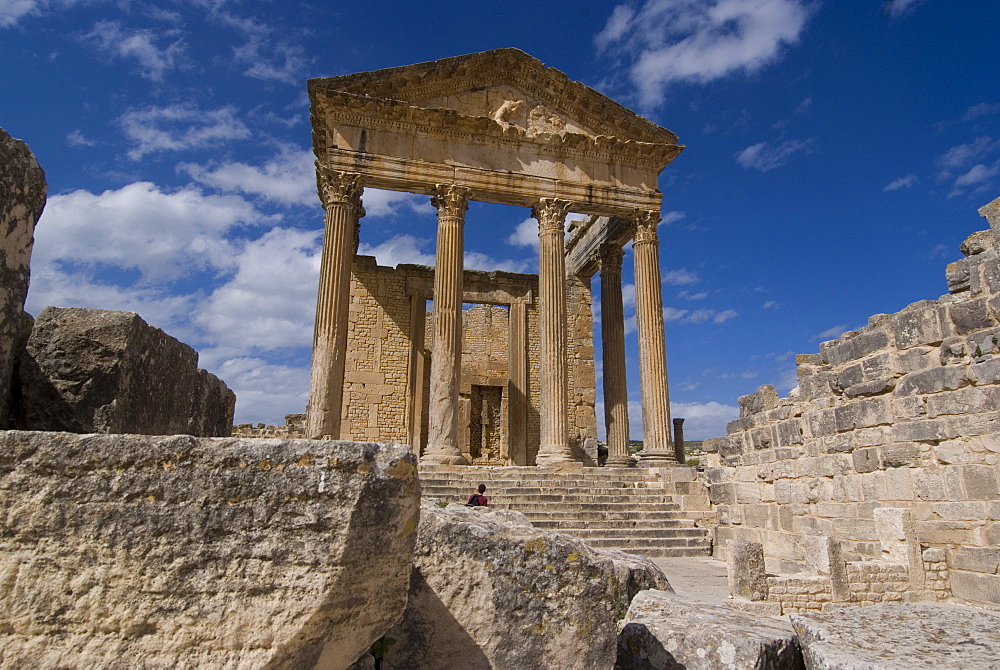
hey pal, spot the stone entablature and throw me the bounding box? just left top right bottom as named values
left=705, top=196, right=1000, bottom=606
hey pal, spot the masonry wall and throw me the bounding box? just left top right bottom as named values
left=704, top=197, right=1000, bottom=606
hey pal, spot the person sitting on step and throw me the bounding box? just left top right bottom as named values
left=466, top=483, right=488, bottom=507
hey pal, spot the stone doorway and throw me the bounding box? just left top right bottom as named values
left=469, top=384, right=504, bottom=463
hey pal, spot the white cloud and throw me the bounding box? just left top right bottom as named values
left=119, top=103, right=250, bottom=160
left=954, top=160, right=1000, bottom=188
left=670, top=400, right=739, bottom=440
left=66, top=129, right=96, bottom=147
left=34, top=182, right=273, bottom=283
left=664, top=306, right=738, bottom=324
left=762, top=300, right=779, bottom=309
left=464, top=251, right=532, bottom=274
left=883, top=174, right=918, bottom=191
left=194, top=227, right=321, bottom=352
left=179, top=147, right=316, bottom=207
left=597, top=0, right=816, bottom=107
left=507, top=216, right=539, bottom=249
left=622, top=282, right=636, bottom=309
left=663, top=268, right=701, bottom=285
left=735, top=138, right=816, bottom=171
left=936, top=137, right=997, bottom=174
left=660, top=210, right=686, bottom=226
left=209, top=356, right=310, bottom=425
left=362, top=189, right=435, bottom=219
left=663, top=307, right=688, bottom=322
left=963, top=103, right=1000, bottom=122
left=678, top=290, right=708, bottom=300
left=357, top=235, right=435, bottom=268
left=795, top=97, right=813, bottom=114
left=82, top=19, right=187, bottom=81
left=883, top=0, right=928, bottom=18
left=0, top=0, right=41, bottom=27
left=815, top=324, right=849, bottom=340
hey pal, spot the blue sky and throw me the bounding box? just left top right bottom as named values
left=2, top=0, right=998, bottom=439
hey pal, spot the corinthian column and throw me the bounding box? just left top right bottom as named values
left=306, top=166, right=364, bottom=439
left=533, top=198, right=575, bottom=467
left=600, top=244, right=632, bottom=466
left=631, top=209, right=675, bottom=462
left=422, top=184, right=471, bottom=466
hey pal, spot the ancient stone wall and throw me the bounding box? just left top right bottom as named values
left=15, top=307, right=235, bottom=436
left=0, top=128, right=45, bottom=428
left=347, top=255, right=597, bottom=465
left=704, top=197, right=1000, bottom=606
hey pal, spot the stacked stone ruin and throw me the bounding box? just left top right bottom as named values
left=705, top=196, right=1000, bottom=611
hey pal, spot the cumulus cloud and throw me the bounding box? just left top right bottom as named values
left=0, top=0, right=42, bottom=27
left=935, top=137, right=1000, bottom=198
left=936, top=137, right=997, bottom=176
left=66, top=129, right=96, bottom=147
left=507, top=217, right=538, bottom=249
left=670, top=400, right=739, bottom=439
left=883, top=174, right=918, bottom=191
left=963, top=103, right=1000, bottom=122
left=815, top=323, right=850, bottom=340
left=33, top=182, right=273, bottom=283
left=663, top=307, right=738, bottom=324
left=82, top=19, right=187, bottom=81
left=119, top=103, right=250, bottom=160
left=735, top=138, right=816, bottom=171
left=663, top=268, right=701, bottom=285
left=363, top=189, right=435, bottom=219
left=208, top=356, right=311, bottom=425
left=678, top=290, right=708, bottom=300
left=357, top=235, right=435, bottom=268
left=596, top=0, right=816, bottom=107
left=179, top=147, right=315, bottom=207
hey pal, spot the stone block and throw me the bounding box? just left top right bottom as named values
left=0, top=128, right=46, bottom=428
left=775, top=418, right=804, bottom=447
left=970, top=357, right=1000, bottom=385
left=844, top=377, right=895, bottom=398
left=750, top=425, right=775, bottom=451
left=950, top=571, right=1000, bottom=606
left=824, top=329, right=891, bottom=367
left=617, top=590, right=803, bottom=670
left=834, top=397, right=891, bottom=432
left=793, top=603, right=1000, bottom=666
left=715, top=432, right=746, bottom=461
left=894, top=305, right=945, bottom=350
left=891, top=394, right=927, bottom=420
left=949, top=297, right=995, bottom=335
left=879, top=442, right=920, bottom=468
left=893, top=418, right=952, bottom=443
left=390, top=504, right=668, bottom=670
left=15, top=307, right=235, bottom=436
left=916, top=520, right=975, bottom=544
left=0, top=432, right=420, bottom=669
left=710, top=482, right=736, bottom=505
left=852, top=447, right=880, bottom=473
left=806, top=408, right=837, bottom=437
left=940, top=335, right=969, bottom=364
left=897, top=346, right=936, bottom=373
left=727, top=540, right=768, bottom=601
left=894, top=365, right=969, bottom=397
left=962, top=464, right=1000, bottom=499
left=946, top=258, right=972, bottom=293
left=927, top=386, right=1000, bottom=418
left=738, top=384, right=779, bottom=418
left=884, top=468, right=915, bottom=501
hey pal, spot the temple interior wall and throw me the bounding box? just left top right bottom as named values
left=341, top=254, right=597, bottom=465
left=704, top=205, right=1000, bottom=606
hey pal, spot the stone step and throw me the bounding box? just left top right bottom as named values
left=580, top=536, right=712, bottom=550
left=420, top=478, right=666, bottom=489
left=530, top=518, right=696, bottom=530
left=421, top=484, right=674, bottom=495
left=629, top=546, right=714, bottom=558
left=422, top=491, right=679, bottom=504
left=515, top=510, right=697, bottom=522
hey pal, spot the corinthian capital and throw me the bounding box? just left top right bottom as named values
left=630, top=209, right=661, bottom=245
left=431, top=184, right=471, bottom=219
left=532, top=198, right=571, bottom=235
left=316, top=163, right=364, bottom=215
left=599, top=244, right=625, bottom=274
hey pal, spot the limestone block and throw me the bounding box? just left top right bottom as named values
left=895, top=365, right=969, bottom=397
left=928, top=386, right=1000, bottom=419
left=962, top=464, right=1000, bottom=499
left=15, top=307, right=235, bottom=436
left=387, top=503, right=669, bottom=670
left=880, top=442, right=920, bottom=468
left=0, top=128, right=46, bottom=428
left=844, top=377, right=896, bottom=398
left=950, top=570, right=1000, bottom=605
left=981, top=196, right=1000, bottom=234
left=852, top=447, right=880, bottom=473
left=970, top=357, right=1000, bottom=385
left=893, top=418, right=952, bottom=443
left=824, top=329, right=890, bottom=367
left=947, top=258, right=972, bottom=293
left=897, top=345, right=936, bottom=373
left=710, top=482, right=737, bottom=505
left=738, top=384, right=779, bottom=418
left=834, top=397, right=891, bottom=432
left=792, top=603, right=1000, bottom=669
left=949, top=297, right=995, bottom=335
left=894, top=305, right=945, bottom=350
left=616, top=590, right=803, bottom=670
left=0, top=432, right=420, bottom=669
left=961, top=229, right=996, bottom=256
left=806, top=408, right=837, bottom=437
left=727, top=540, right=768, bottom=601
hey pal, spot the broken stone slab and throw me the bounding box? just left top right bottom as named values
left=385, top=502, right=670, bottom=670
left=616, top=589, right=804, bottom=670
left=0, top=431, right=420, bottom=669
left=0, top=128, right=46, bottom=427
left=15, top=307, right=235, bottom=436
left=791, top=602, right=1000, bottom=669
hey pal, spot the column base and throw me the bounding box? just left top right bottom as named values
left=639, top=451, right=679, bottom=465
left=420, top=450, right=470, bottom=466
left=604, top=455, right=636, bottom=468
left=535, top=450, right=581, bottom=470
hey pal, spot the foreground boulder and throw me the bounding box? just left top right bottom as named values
left=385, top=502, right=670, bottom=670
left=0, top=127, right=45, bottom=427
left=616, top=589, right=804, bottom=670
left=0, top=432, right=420, bottom=669
left=791, top=603, right=1000, bottom=669
left=15, top=307, right=235, bottom=436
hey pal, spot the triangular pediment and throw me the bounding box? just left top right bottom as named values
left=308, top=48, right=679, bottom=146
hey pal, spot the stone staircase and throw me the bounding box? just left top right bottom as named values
left=419, top=465, right=715, bottom=558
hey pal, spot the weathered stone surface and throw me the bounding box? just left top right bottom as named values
left=386, top=501, right=670, bottom=670
left=728, top=540, right=768, bottom=601
left=0, top=128, right=45, bottom=428
left=15, top=307, right=235, bottom=436
left=739, top=385, right=779, bottom=417
left=616, top=589, right=804, bottom=670
left=791, top=603, right=1000, bottom=669
left=0, top=431, right=420, bottom=668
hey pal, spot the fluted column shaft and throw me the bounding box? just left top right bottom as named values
left=306, top=167, right=364, bottom=439
left=533, top=198, right=575, bottom=466
left=632, top=209, right=675, bottom=462
left=423, top=184, right=471, bottom=465
left=600, top=244, right=632, bottom=466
